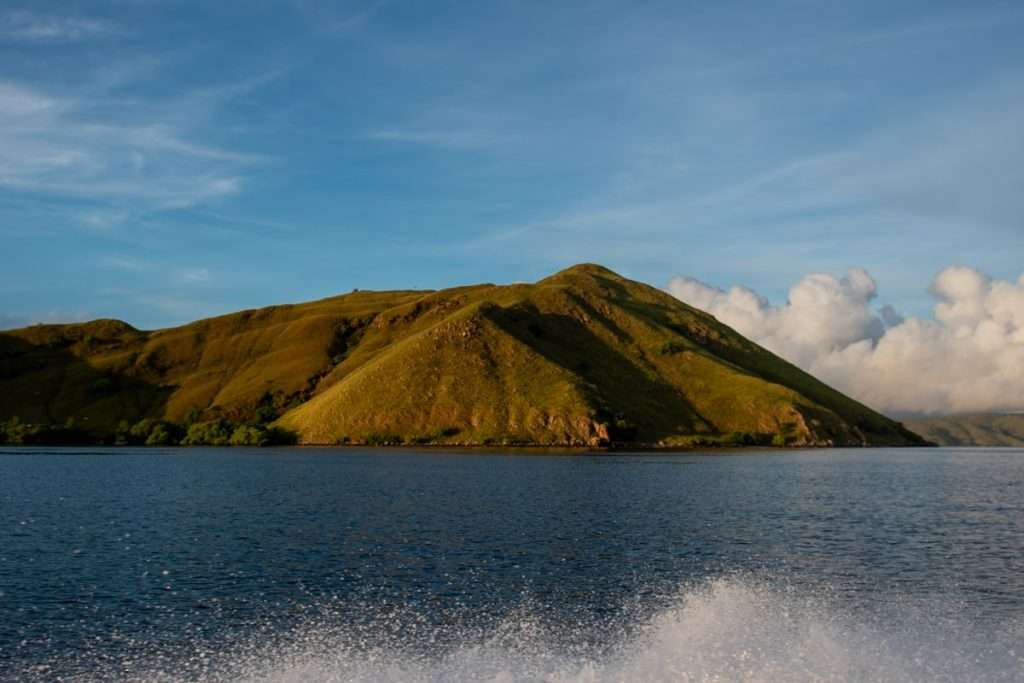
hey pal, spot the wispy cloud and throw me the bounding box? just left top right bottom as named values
left=0, top=10, right=121, bottom=42
left=292, top=0, right=388, bottom=33
left=0, top=73, right=261, bottom=212
left=98, top=255, right=149, bottom=272
left=0, top=81, right=58, bottom=114
left=180, top=267, right=211, bottom=283
left=368, top=127, right=513, bottom=150
left=682, top=75, right=1024, bottom=231
left=364, top=84, right=530, bottom=151
left=80, top=209, right=132, bottom=232
left=461, top=70, right=1024, bottom=301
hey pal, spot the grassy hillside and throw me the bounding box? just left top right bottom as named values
left=0, top=264, right=926, bottom=447
left=904, top=414, right=1024, bottom=447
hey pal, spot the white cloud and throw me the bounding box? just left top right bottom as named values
left=0, top=10, right=120, bottom=42
left=368, top=126, right=516, bottom=151
left=99, top=255, right=148, bottom=272
left=80, top=209, right=132, bottom=232
left=180, top=268, right=211, bottom=283
left=0, top=77, right=257, bottom=211
left=0, top=81, right=58, bottom=115
left=667, top=266, right=1024, bottom=415
left=674, top=75, right=1024, bottom=234
left=292, top=0, right=388, bottom=33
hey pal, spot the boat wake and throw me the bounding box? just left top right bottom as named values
left=18, top=577, right=1024, bottom=682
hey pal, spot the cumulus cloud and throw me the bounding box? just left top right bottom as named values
left=667, top=267, right=1024, bottom=416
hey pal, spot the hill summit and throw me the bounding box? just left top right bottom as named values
left=0, top=264, right=925, bottom=447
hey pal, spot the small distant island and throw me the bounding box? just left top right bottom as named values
left=0, top=264, right=925, bottom=449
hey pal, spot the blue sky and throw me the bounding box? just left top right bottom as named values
left=1, top=0, right=1022, bottom=329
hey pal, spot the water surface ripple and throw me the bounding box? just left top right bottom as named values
left=0, top=447, right=1021, bottom=681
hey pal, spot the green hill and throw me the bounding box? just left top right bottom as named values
left=0, top=264, right=925, bottom=447
left=903, top=414, right=1024, bottom=447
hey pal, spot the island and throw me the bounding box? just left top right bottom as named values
left=0, top=264, right=926, bottom=448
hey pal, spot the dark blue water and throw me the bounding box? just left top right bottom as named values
left=1, top=447, right=1022, bottom=682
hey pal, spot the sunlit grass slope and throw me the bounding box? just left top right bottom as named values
left=0, top=264, right=925, bottom=447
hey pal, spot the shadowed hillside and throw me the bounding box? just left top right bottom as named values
left=0, top=264, right=926, bottom=447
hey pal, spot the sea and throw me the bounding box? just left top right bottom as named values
left=0, top=447, right=1021, bottom=682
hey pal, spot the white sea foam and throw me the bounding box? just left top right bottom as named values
left=39, top=578, right=1024, bottom=683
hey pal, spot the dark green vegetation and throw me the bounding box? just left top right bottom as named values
left=904, top=413, right=1024, bottom=447
left=0, top=264, right=925, bottom=448
left=0, top=415, right=296, bottom=447
left=0, top=417, right=93, bottom=446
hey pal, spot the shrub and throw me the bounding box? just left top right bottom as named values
left=128, top=419, right=183, bottom=446
left=409, top=427, right=460, bottom=445
left=230, top=425, right=269, bottom=447
left=364, top=433, right=403, bottom=446
left=181, top=419, right=234, bottom=446
left=1, top=419, right=92, bottom=445
left=659, top=340, right=686, bottom=355
left=255, top=403, right=278, bottom=424
left=145, top=423, right=176, bottom=446
left=0, top=417, right=32, bottom=444
left=611, top=416, right=637, bottom=441
left=115, top=420, right=131, bottom=445
left=773, top=422, right=797, bottom=447
left=129, top=419, right=159, bottom=443
left=728, top=431, right=757, bottom=446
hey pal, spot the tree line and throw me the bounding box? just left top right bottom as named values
left=0, top=415, right=297, bottom=447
